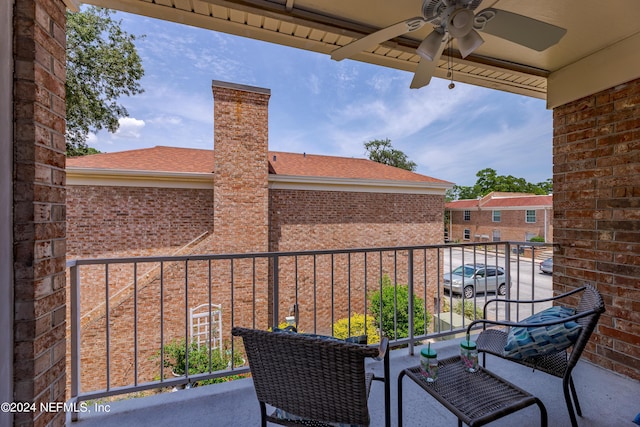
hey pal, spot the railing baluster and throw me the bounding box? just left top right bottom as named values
left=134, top=262, right=138, bottom=386
left=294, top=255, right=299, bottom=328
left=70, top=263, right=81, bottom=422
left=208, top=259, right=213, bottom=372
left=272, top=256, right=278, bottom=327
left=330, top=253, right=334, bottom=335
left=230, top=258, right=235, bottom=363
left=407, top=249, right=414, bottom=355
left=363, top=252, right=368, bottom=339
left=378, top=251, right=383, bottom=338
left=313, top=255, right=317, bottom=334
left=393, top=250, right=398, bottom=341
left=105, top=264, right=110, bottom=392
left=347, top=252, right=351, bottom=335
left=184, top=260, right=189, bottom=380
left=160, top=261, right=164, bottom=382
left=252, top=257, right=256, bottom=330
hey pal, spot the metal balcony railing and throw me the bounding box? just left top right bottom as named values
left=66, top=241, right=554, bottom=412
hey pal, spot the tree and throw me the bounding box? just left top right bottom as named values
left=364, top=139, right=417, bottom=171
left=66, top=6, right=144, bottom=156
left=446, top=168, right=552, bottom=201
left=66, top=146, right=102, bottom=157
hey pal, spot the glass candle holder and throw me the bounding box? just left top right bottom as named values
left=420, top=347, right=438, bottom=382
left=460, top=338, right=479, bottom=372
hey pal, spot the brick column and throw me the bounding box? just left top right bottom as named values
left=211, top=81, right=270, bottom=253
left=13, top=0, right=67, bottom=425
left=553, top=77, right=640, bottom=381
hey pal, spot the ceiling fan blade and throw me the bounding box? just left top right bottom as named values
left=410, top=40, right=446, bottom=89
left=474, top=8, right=567, bottom=51
left=331, top=17, right=427, bottom=61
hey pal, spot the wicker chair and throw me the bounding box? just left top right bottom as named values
left=232, top=327, right=390, bottom=427
left=466, top=285, right=605, bottom=427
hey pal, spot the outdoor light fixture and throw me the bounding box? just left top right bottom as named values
left=417, top=28, right=445, bottom=61
left=457, top=29, right=484, bottom=58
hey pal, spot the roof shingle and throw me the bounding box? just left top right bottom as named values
left=67, top=146, right=451, bottom=184
left=446, top=192, right=552, bottom=209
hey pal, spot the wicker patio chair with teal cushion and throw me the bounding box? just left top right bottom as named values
left=231, top=327, right=390, bottom=427
left=466, top=285, right=605, bottom=427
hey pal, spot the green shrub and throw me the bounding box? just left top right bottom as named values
left=368, top=274, right=430, bottom=339
left=442, top=298, right=484, bottom=320
left=529, top=236, right=545, bottom=243
left=160, top=339, right=246, bottom=386
left=332, top=313, right=380, bottom=344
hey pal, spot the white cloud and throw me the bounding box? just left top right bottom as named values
left=147, top=115, right=183, bottom=126
left=86, top=132, right=98, bottom=145
left=307, top=74, right=321, bottom=95
left=324, top=79, right=482, bottom=154
left=410, top=96, right=552, bottom=185
left=114, top=117, right=146, bottom=139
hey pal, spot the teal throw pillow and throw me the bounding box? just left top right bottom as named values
left=503, top=306, right=582, bottom=360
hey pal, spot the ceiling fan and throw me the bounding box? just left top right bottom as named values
left=330, top=0, right=567, bottom=89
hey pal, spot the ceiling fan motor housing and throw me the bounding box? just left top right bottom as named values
left=422, top=0, right=483, bottom=25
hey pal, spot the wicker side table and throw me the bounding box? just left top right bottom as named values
left=398, top=356, right=547, bottom=427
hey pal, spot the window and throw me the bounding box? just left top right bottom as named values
left=526, top=210, right=536, bottom=223
left=463, top=229, right=471, bottom=240
left=492, top=210, right=501, bottom=222
left=464, top=210, right=471, bottom=221
left=492, top=230, right=501, bottom=242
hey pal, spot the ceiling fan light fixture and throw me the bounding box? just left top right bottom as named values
left=417, top=29, right=444, bottom=61
left=458, top=28, right=484, bottom=58
left=448, top=8, right=474, bottom=38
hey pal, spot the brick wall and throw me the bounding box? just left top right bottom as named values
left=13, top=0, right=67, bottom=425
left=449, top=208, right=552, bottom=242
left=65, top=81, right=449, bottom=392
left=65, top=185, right=216, bottom=391
left=69, top=236, right=254, bottom=393
left=66, top=185, right=214, bottom=257
left=270, top=189, right=444, bottom=333
left=553, top=77, right=640, bottom=380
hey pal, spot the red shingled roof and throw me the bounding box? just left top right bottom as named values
left=67, top=146, right=451, bottom=184
left=66, top=146, right=215, bottom=173
left=268, top=151, right=449, bottom=183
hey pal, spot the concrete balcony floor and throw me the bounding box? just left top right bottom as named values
left=70, top=339, right=639, bottom=427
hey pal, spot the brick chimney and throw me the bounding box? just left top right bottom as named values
left=211, top=81, right=271, bottom=253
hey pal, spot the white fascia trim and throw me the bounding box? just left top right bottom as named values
left=547, top=31, right=640, bottom=109
left=66, top=168, right=214, bottom=189
left=490, top=206, right=552, bottom=211
left=268, top=174, right=452, bottom=194
left=447, top=205, right=551, bottom=211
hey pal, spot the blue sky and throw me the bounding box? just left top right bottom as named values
left=88, top=10, right=553, bottom=188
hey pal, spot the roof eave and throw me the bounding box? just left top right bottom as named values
left=269, top=174, right=452, bottom=194
left=66, top=167, right=214, bottom=189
